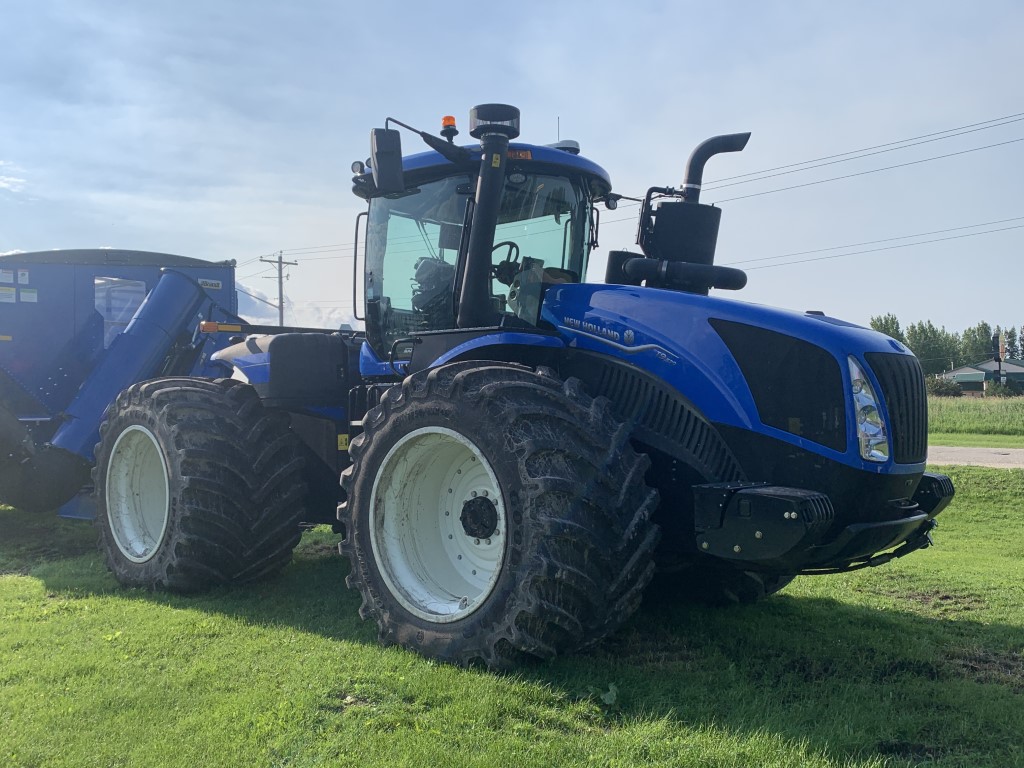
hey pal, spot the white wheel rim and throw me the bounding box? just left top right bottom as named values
left=370, top=426, right=507, bottom=623
left=105, top=425, right=171, bottom=564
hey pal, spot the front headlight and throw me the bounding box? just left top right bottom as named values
left=849, top=356, right=889, bottom=462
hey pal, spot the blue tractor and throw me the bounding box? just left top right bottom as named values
left=0, top=104, right=954, bottom=669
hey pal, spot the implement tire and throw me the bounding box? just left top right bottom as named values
left=93, top=377, right=305, bottom=592
left=340, top=361, right=659, bottom=669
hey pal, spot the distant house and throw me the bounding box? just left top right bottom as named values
left=941, top=358, right=1024, bottom=395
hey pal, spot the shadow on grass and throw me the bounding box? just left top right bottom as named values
left=5, top=508, right=1022, bottom=767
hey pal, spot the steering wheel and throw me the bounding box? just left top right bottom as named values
left=491, top=241, right=521, bottom=286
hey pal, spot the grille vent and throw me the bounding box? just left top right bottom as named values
left=865, top=352, right=928, bottom=464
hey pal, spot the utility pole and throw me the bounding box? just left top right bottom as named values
left=259, top=251, right=298, bottom=326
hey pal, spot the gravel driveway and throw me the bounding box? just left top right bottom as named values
left=927, top=446, right=1024, bottom=468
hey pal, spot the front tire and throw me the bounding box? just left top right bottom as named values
left=93, top=377, right=306, bottom=592
left=341, top=362, right=659, bottom=668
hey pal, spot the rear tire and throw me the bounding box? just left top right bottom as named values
left=341, top=362, right=659, bottom=668
left=93, top=377, right=306, bottom=592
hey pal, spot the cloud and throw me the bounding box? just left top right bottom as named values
left=236, top=281, right=359, bottom=330
left=0, top=175, right=26, bottom=192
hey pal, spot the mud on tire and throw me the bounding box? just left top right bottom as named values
left=93, top=377, right=306, bottom=592
left=340, top=361, right=660, bottom=669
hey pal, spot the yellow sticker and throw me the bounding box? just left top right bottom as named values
left=491, top=153, right=501, bottom=168
left=337, top=434, right=350, bottom=451
left=0, top=335, right=11, bottom=341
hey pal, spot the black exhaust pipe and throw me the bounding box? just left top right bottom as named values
left=680, top=132, right=750, bottom=203
left=633, top=133, right=751, bottom=295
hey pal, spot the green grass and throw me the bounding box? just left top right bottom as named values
left=2, top=467, right=1023, bottom=767
left=928, top=396, right=1024, bottom=436
left=929, top=432, right=1024, bottom=449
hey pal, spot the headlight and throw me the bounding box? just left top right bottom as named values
left=849, top=356, right=889, bottom=462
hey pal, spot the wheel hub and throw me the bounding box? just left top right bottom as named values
left=460, top=496, right=498, bottom=539
left=369, top=426, right=507, bottom=623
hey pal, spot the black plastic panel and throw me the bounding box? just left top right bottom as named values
left=712, top=320, right=846, bottom=451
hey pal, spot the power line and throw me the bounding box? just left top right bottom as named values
left=703, top=117, right=1024, bottom=191
left=281, top=243, right=352, bottom=254
left=704, top=111, right=1024, bottom=186
left=236, top=286, right=278, bottom=309
left=726, top=215, right=1024, bottom=266
left=743, top=222, right=1024, bottom=271
left=710, top=136, right=1024, bottom=204
left=238, top=266, right=275, bottom=280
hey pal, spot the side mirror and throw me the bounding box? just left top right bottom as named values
left=370, top=128, right=404, bottom=194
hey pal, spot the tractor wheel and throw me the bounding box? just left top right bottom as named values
left=93, top=377, right=306, bottom=592
left=340, top=361, right=660, bottom=669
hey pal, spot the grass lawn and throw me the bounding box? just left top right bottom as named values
left=1, top=466, right=1022, bottom=767
left=929, top=433, right=1024, bottom=449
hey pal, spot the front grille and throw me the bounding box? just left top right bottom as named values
left=865, top=352, right=927, bottom=464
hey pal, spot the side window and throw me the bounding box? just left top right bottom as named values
left=366, top=175, right=469, bottom=349
left=94, top=277, right=147, bottom=348
left=490, top=175, right=583, bottom=323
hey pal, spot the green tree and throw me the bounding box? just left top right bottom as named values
left=1007, top=327, right=1020, bottom=361
left=869, top=313, right=906, bottom=343
left=905, top=320, right=958, bottom=375
left=960, top=321, right=995, bottom=364
left=926, top=377, right=962, bottom=397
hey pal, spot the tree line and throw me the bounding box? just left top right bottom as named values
left=868, top=315, right=1022, bottom=376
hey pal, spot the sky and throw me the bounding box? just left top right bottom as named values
left=2, top=1, right=1022, bottom=333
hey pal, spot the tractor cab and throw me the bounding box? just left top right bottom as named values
left=351, top=107, right=612, bottom=363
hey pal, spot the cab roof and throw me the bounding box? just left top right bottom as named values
left=354, top=142, right=612, bottom=199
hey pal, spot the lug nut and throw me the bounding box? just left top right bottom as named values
left=701, top=541, right=709, bottom=550
left=733, top=545, right=742, bottom=553
left=755, top=531, right=763, bottom=539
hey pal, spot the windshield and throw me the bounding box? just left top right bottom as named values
left=365, top=169, right=593, bottom=353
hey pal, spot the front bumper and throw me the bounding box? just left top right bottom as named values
left=693, top=472, right=954, bottom=572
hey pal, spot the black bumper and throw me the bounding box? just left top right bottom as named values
left=693, top=472, right=954, bottom=572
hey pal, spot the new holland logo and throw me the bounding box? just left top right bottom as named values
left=198, top=279, right=223, bottom=290
left=623, top=329, right=635, bottom=345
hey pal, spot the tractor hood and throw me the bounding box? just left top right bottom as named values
left=540, top=282, right=922, bottom=473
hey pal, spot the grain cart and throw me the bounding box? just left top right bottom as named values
left=5, top=104, right=955, bottom=669
left=0, top=249, right=345, bottom=588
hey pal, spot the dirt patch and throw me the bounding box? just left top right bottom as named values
left=906, top=589, right=985, bottom=610
left=945, top=648, right=1024, bottom=692
left=872, top=586, right=986, bottom=614
left=323, top=692, right=373, bottom=713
